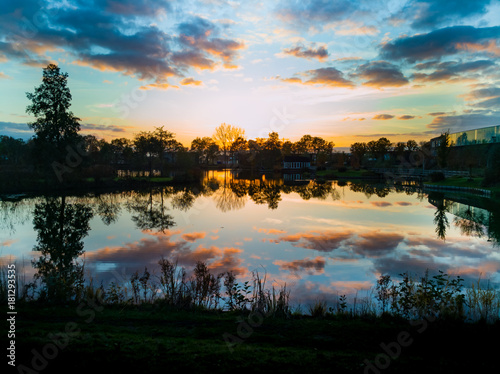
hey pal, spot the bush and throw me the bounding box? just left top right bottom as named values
left=429, top=172, right=445, bottom=182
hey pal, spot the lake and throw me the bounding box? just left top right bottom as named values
left=1, top=170, right=499, bottom=306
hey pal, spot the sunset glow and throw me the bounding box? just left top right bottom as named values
left=1, top=0, right=500, bottom=147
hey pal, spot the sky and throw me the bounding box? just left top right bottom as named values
left=1, top=0, right=500, bottom=147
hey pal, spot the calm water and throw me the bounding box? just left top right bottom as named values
left=1, top=170, right=499, bottom=305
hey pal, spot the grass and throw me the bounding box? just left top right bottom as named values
left=5, top=264, right=500, bottom=373
left=424, top=176, right=485, bottom=188
left=424, top=176, right=500, bottom=197
left=11, top=300, right=500, bottom=373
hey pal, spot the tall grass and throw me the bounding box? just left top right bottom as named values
left=4, top=261, right=500, bottom=323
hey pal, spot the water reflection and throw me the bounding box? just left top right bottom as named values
left=32, top=196, right=93, bottom=301
left=125, top=188, right=176, bottom=232
left=1, top=172, right=499, bottom=305
left=428, top=191, right=500, bottom=244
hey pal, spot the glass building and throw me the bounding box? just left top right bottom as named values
left=449, top=125, right=500, bottom=146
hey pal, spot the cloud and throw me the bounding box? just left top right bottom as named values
left=271, top=230, right=354, bottom=252
left=0, top=122, right=33, bottom=140
left=381, top=26, right=500, bottom=62
left=180, top=77, right=203, bottom=86
left=85, top=234, right=246, bottom=282
left=373, top=114, right=395, bottom=120
left=348, top=231, right=405, bottom=257
left=426, top=112, right=500, bottom=132
left=0, top=4, right=243, bottom=86
left=274, top=256, right=326, bottom=275
left=181, top=232, right=206, bottom=242
left=176, top=16, right=244, bottom=70
left=463, top=86, right=500, bottom=101
left=463, top=86, right=500, bottom=109
left=356, top=61, right=409, bottom=88
left=408, top=0, right=494, bottom=30
left=412, top=59, right=496, bottom=83
left=0, top=239, right=17, bottom=247
left=276, top=0, right=356, bottom=29
left=282, top=43, right=328, bottom=61
left=394, top=202, right=413, bottom=206
left=0, top=72, right=11, bottom=79
left=80, top=123, right=126, bottom=133
left=398, top=115, right=416, bottom=120
left=370, top=201, right=393, bottom=207
left=282, top=67, right=354, bottom=88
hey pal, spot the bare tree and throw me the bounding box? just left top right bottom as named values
left=212, top=123, right=245, bottom=165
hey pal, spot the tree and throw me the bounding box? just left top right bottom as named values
left=294, top=135, right=313, bottom=154
left=406, top=139, right=419, bottom=152
left=437, top=131, right=450, bottom=169
left=32, top=197, right=93, bottom=302
left=134, top=131, right=162, bottom=176
left=367, top=137, right=392, bottom=162
left=0, top=136, right=26, bottom=164
left=212, top=123, right=245, bottom=165
left=192, top=137, right=217, bottom=165
left=26, top=64, right=82, bottom=174
left=350, top=142, right=368, bottom=168
left=264, top=132, right=282, bottom=151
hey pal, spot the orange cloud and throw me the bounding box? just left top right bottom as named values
left=373, top=114, right=395, bottom=120
left=182, top=232, right=206, bottom=242
left=180, top=77, right=203, bottom=86
left=139, top=82, right=179, bottom=90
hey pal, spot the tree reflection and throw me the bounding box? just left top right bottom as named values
left=32, top=196, right=93, bottom=302
left=94, top=193, right=121, bottom=225
left=433, top=198, right=450, bottom=241
left=349, top=182, right=391, bottom=198
left=453, top=207, right=486, bottom=238
left=126, top=187, right=175, bottom=232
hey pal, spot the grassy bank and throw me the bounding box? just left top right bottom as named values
left=3, top=262, right=500, bottom=372
left=423, top=176, right=500, bottom=196
left=8, top=303, right=500, bottom=373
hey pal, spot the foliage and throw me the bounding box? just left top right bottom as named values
left=437, top=131, right=451, bottom=168
left=26, top=64, right=82, bottom=175
left=387, top=271, right=465, bottom=319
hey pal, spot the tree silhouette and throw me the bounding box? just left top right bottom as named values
left=26, top=64, right=82, bottom=177
left=32, top=197, right=93, bottom=302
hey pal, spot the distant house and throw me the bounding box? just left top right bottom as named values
left=283, top=155, right=311, bottom=170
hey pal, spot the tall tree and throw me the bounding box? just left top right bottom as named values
left=26, top=64, right=82, bottom=175
left=437, top=131, right=450, bottom=169
left=350, top=142, right=367, bottom=168
left=212, top=123, right=245, bottom=165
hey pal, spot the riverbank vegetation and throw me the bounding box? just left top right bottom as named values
left=3, top=260, right=499, bottom=323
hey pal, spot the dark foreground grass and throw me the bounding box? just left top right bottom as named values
left=7, top=303, right=500, bottom=374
